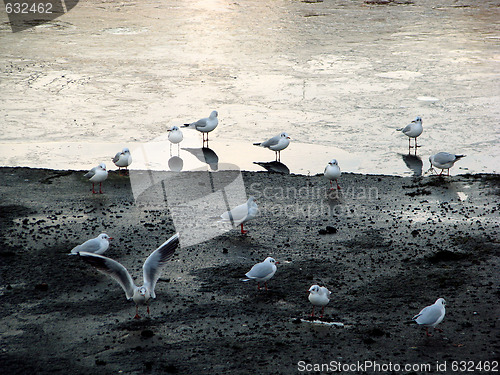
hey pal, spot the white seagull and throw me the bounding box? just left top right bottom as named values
left=308, top=285, right=331, bottom=318
left=412, top=298, right=446, bottom=337
left=241, top=257, right=278, bottom=291
left=397, top=116, right=423, bottom=149
left=429, top=152, right=465, bottom=176
left=324, top=159, right=341, bottom=190
left=79, top=233, right=179, bottom=319
left=220, top=196, right=259, bottom=234
left=167, top=126, right=184, bottom=152
left=70, top=233, right=112, bottom=255
left=253, top=132, right=291, bottom=162
left=112, top=148, right=132, bottom=172
left=183, top=110, right=218, bottom=144
left=84, top=163, right=108, bottom=194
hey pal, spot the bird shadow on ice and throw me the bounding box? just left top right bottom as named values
left=401, top=153, right=423, bottom=177
left=253, top=161, right=290, bottom=174
left=182, top=147, right=219, bottom=171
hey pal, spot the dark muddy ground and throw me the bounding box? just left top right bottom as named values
left=0, top=167, right=499, bottom=374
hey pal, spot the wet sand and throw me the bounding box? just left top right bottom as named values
left=1, top=167, right=499, bottom=374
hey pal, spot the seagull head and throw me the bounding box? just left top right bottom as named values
left=328, top=159, right=338, bottom=166
left=280, top=132, right=291, bottom=140
left=99, top=233, right=112, bottom=241
left=168, top=126, right=179, bottom=132
left=436, top=298, right=446, bottom=306
left=138, top=286, right=147, bottom=296
left=309, top=285, right=320, bottom=293
left=210, top=110, right=218, bottom=118
left=264, top=257, right=278, bottom=265
left=415, top=116, right=422, bottom=123
left=122, top=148, right=130, bottom=154
left=98, top=163, right=106, bottom=171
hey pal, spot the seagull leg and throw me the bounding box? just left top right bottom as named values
left=134, top=305, right=141, bottom=319
left=320, top=306, right=325, bottom=318
left=264, top=282, right=269, bottom=291
left=147, top=304, right=150, bottom=316
left=240, top=223, right=248, bottom=235
left=336, top=180, right=341, bottom=190
left=257, top=282, right=261, bottom=291
left=408, top=138, right=413, bottom=149
left=425, top=327, right=432, bottom=337
left=310, top=306, right=315, bottom=317
left=99, top=182, right=104, bottom=194
left=91, top=183, right=96, bottom=194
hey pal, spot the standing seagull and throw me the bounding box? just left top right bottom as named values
left=84, top=163, right=108, bottom=194
left=167, top=126, right=183, bottom=153
left=397, top=116, right=423, bottom=150
left=412, top=298, right=446, bottom=337
left=112, top=148, right=132, bottom=172
left=70, top=233, right=112, bottom=255
left=241, top=257, right=278, bottom=291
left=308, top=285, right=331, bottom=318
left=324, top=159, right=341, bottom=190
left=183, top=110, right=218, bottom=145
left=79, top=233, right=179, bottom=319
left=429, top=152, right=465, bottom=176
left=220, top=196, right=259, bottom=234
left=254, top=132, right=291, bottom=162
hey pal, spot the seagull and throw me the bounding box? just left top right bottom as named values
left=308, top=285, right=331, bottom=318
left=84, top=163, right=108, bottom=194
left=253, top=132, right=291, bottom=162
left=167, top=126, right=183, bottom=153
left=79, top=233, right=179, bottom=319
left=412, top=298, right=446, bottom=337
left=69, top=233, right=112, bottom=255
left=324, top=159, right=341, bottom=190
left=220, top=196, right=259, bottom=234
left=429, top=152, right=465, bottom=176
left=397, top=116, right=423, bottom=150
left=183, top=110, right=218, bottom=145
left=241, top=257, right=278, bottom=290
left=112, top=148, right=132, bottom=172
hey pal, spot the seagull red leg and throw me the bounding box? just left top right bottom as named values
left=336, top=180, right=341, bottom=190
left=320, top=306, right=325, bottom=318
left=310, top=306, right=315, bottom=317
left=99, top=182, right=104, bottom=194
left=134, top=305, right=141, bottom=319
left=91, top=183, right=96, bottom=194
left=240, top=223, right=248, bottom=234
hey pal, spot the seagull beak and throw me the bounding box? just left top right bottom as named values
left=287, top=136, right=291, bottom=140
left=167, top=129, right=171, bottom=132
left=275, top=261, right=280, bottom=264
left=108, top=237, right=113, bottom=240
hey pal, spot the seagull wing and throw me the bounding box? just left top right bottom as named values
left=79, top=252, right=136, bottom=299
left=433, top=152, right=457, bottom=165
left=412, top=304, right=442, bottom=325
left=84, top=167, right=97, bottom=179
left=112, top=152, right=121, bottom=163
left=259, top=135, right=280, bottom=148
left=245, top=262, right=272, bottom=279
left=71, top=238, right=100, bottom=254
left=143, top=233, right=179, bottom=299
left=220, top=202, right=248, bottom=225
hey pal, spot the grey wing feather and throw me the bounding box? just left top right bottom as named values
left=84, top=167, right=97, bottom=178
left=434, top=152, right=456, bottom=164
left=143, top=233, right=179, bottom=298
left=71, top=238, right=100, bottom=254
left=79, top=252, right=136, bottom=299
left=401, top=123, right=413, bottom=133
left=413, top=305, right=441, bottom=325
left=112, top=152, right=121, bottom=163
left=246, top=263, right=271, bottom=279
left=260, top=135, right=280, bottom=148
